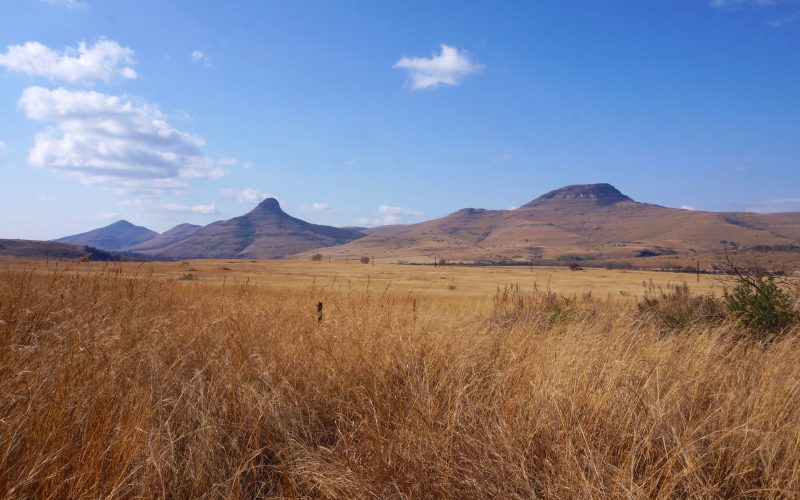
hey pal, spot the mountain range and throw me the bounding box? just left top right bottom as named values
left=316, top=184, right=800, bottom=268
left=6, top=183, right=797, bottom=268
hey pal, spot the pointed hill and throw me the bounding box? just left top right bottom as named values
left=55, top=220, right=158, bottom=251
left=304, top=183, right=800, bottom=267
left=143, top=198, right=365, bottom=259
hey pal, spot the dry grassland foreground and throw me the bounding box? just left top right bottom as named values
left=1, top=259, right=800, bottom=498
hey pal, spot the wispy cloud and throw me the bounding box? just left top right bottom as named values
left=160, top=203, right=217, bottom=214
left=0, top=40, right=136, bottom=84
left=394, top=44, right=483, bottom=90
left=42, top=0, right=86, bottom=8
left=93, top=211, right=119, bottom=221
left=300, top=202, right=332, bottom=212
left=0, top=140, right=7, bottom=154
left=493, top=152, right=512, bottom=163
left=748, top=198, right=800, bottom=213
left=220, top=187, right=270, bottom=204
left=710, top=0, right=796, bottom=8
left=770, top=11, right=800, bottom=25
left=191, top=50, right=212, bottom=67
left=19, top=86, right=234, bottom=194
left=357, top=204, right=424, bottom=226
left=680, top=205, right=698, bottom=211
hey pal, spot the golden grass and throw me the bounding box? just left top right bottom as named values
left=1, top=260, right=799, bottom=497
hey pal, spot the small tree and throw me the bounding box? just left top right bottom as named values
left=311, top=253, right=323, bottom=261
left=720, top=249, right=797, bottom=334
left=360, top=256, right=370, bottom=264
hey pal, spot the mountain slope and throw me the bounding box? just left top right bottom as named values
left=127, top=223, right=202, bottom=252
left=0, top=239, right=138, bottom=260
left=306, top=184, right=800, bottom=267
left=145, top=198, right=364, bottom=259
left=55, top=220, right=158, bottom=251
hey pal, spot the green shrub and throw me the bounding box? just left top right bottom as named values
left=724, top=274, right=796, bottom=334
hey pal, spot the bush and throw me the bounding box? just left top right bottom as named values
left=360, top=256, right=370, bottom=264
left=311, top=253, right=323, bottom=261
left=720, top=251, right=798, bottom=334
left=638, top=282, right=725, bottom=330
left=568, top=262, right=583, bottom=271
left=724, top=275, right=796, bottom=334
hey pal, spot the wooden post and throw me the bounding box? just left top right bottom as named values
left=697, top=261, right=700, bottom=283
left=316, top=302, right=324, bottom=323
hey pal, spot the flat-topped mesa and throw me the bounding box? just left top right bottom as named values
left=522, top=183, right=632, bottom=208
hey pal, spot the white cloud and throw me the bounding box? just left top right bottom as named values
left=0, top=40, right=136, bottom=84
left=680, top=205, right=697, bottom=211
left=161, top=203, right=217, bottom=214
left=94, top=211, right=119, bottom=221
left=358, top=204, right=424, bottom=226
left=378, top=204, right=402, bottom=215
left=749, top=198, right=800, bottom=213
left=0, top=141, right=7, bottom=154
left=42, top=0, right=86, bottom=8
left=394, top=44, right=483, bottom=90
left=19, top=86, right=232, bottom=194
left=220, top=187, right=270, bottom=204
left=300, top=202, right=331, bottom=212
left=191, top=50, right=211, bottom=66
left=345, top=159, right=357, bottom=167
left=378, top=204, right=423, bottom=216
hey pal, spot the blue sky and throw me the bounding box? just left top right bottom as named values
left=1, top=0, right=799, bottom=239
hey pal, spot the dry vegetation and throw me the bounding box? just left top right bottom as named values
left=1, top=260, right=800, bottom=498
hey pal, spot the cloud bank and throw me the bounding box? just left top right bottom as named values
left=19, top=86, right=232, bottom=194
left=0, top=40, right=136, bottom=84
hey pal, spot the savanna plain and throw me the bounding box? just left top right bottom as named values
left=1, top=258, right=799, bottom=498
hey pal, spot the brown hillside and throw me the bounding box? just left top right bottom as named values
left=303, top=184, right=800, bottom=268
left=144, top=198, right=364, bottom=259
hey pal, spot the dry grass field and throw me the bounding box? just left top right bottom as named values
left=1, top=258, right=799, bottom=497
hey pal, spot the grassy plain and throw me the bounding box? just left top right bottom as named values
left=6, top=257, right=721, bottom=303
left=1, top=258, right=798, bottom=497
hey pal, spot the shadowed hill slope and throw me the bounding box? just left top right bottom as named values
left=55, top=220, right=158, bottom=251
left=127, top=224, right=202, bottom=253
left=143, top=198, right=365, bottom=259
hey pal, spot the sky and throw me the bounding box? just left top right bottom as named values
left=0, top=0, right=799, bottom=239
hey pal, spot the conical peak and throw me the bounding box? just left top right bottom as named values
left=256, top=197, right=282, bottom=212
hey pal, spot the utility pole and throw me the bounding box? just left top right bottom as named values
left=697, top=260, right=700, bottom=283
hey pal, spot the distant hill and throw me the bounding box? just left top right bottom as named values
left=139, top=198, right=365, bottom=259
left=55, top=220, right=158, bottom=251
left=304, top=183, right=800, bottom=268
left=0, top=239, right=130, bottom=261
left=127, top=223, right=202, bottom=252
